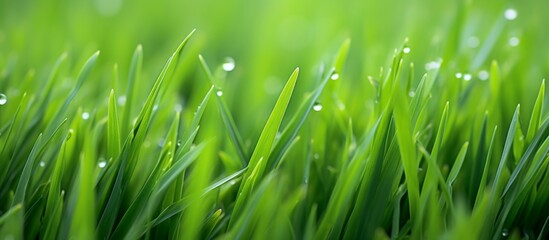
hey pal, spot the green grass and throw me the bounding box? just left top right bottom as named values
left=1, top=0, right=549, bottom=239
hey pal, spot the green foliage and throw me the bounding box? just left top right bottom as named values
left=1, top=0, right=549, bottom=239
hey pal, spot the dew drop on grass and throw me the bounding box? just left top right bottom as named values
left=313, top=102, right=323, bottom=112
left=0, top=93, right=7, bottom=105
left=455, top=72, right=463, bottom=79
left=478, top=70, right=489, bottom=81
left=117, top=95, right=127, bottom=106
left=222, top=57, right=235, bottom=72
left=158, top=138, right=165, bottom=148
left=153, top=104, right=159, bottom=111
left=425, top=61, right=441, bottom=71
left=330, top=72, right=340, bottom=80
left=82, top=112, right=90, bottom=120
left=502, top=228, right=509, bottom=237
left=508, top=37, right=520, bottom=47
left=403, top=47, right=411, bottom=54
left=174, top=104, right=183, bottom=112
left=409, top=91, right=416, bottom=97
left=98, top=161, right=107, bottom=168
left=216, top=90, right=223, bottom=97
left=504, top=8, right=517, bottom=20
left=463, top=74, right=472, bottom=81
left=466, top=36, right=480, bottom=48
left=177, top=140, right=181, bottom=147
left=39, top=161, right=45, bottom=167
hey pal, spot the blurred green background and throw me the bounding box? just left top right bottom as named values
left=1, top=0, right=548, bottom=144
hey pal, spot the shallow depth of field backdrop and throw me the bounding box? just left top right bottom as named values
left=1, top=0, right=549, bottom=239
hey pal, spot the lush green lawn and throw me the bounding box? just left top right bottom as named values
left=1, top=0, right=549, bottom=239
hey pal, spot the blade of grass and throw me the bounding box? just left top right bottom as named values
left=229, top=67, right=299, bottom=227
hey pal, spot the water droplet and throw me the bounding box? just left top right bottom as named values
left=508, top=37, right=520, bottom=47
left=463, top=74, right=472, bottom=81
left=337, top=101, right=346, bottom=110
left=216, top=90, right=223, bottom=97
left=349, top=142, right=357, bottom=151
left=478, top=70, right=489, bottom=81
left=0, top=93, right=7, bottom=105
left=424, top=61, right=441, bottom=71
left=222, top=57, right=235, bottom=72
left=117, top=95, right=127, bottom=106
left=403, top=47, right=411, bottom=54
left=504, top=8, right=517, bottom=20
left=98, top=161, right=107, bottom=168
left=330, top=72, right=340, bottom=80
left=66, top=130, right=73, bottom=140
left=409, top=91, right=416, bottom=97
left=177, top=140, right=182, bottom=147
left=313, top=153, right=320, bottom=159
left=466, top=36, right=480, bottom=48
left=455, top=72, right=463, bottom=79
left=313, top=102, right=323, bottom=112
left=502, top=228, right=509, bottom=237
left=81, top=112, right=90, bottom=120
left=158, top=138, right=165, bottom=148
left=39, top=161, right=45, bottom=167
left=153, top=104, right=159, bottom=111
left=174, top=104, right=183, bottom=112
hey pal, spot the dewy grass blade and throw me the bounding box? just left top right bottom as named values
left=268, top=67, right=335, bottom=170
left=45, top=51, right=99, bottom=139
left=198, top=55, right=248, bottom=165
left=230, top=67, right=299, bottom=227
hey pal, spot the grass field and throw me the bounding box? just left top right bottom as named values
left=1, top=0, right=549, bottom=239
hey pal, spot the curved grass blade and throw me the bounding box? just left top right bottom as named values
left=447, top=142, right=469, bottom=188
left=268, top=67, right=335, bottom=170
left=198, top=54, right=247, bottom=165
left=393, top=85, right=420, bottom=234
left=69, top=132, right=97, bottom=239
left=121, top=45, right=143, bottom=136
left=526, top=80, right=545, bottom=143
left=229, top=67, right=299, bottom=227
left=107, top=89, right=121, bottom=159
